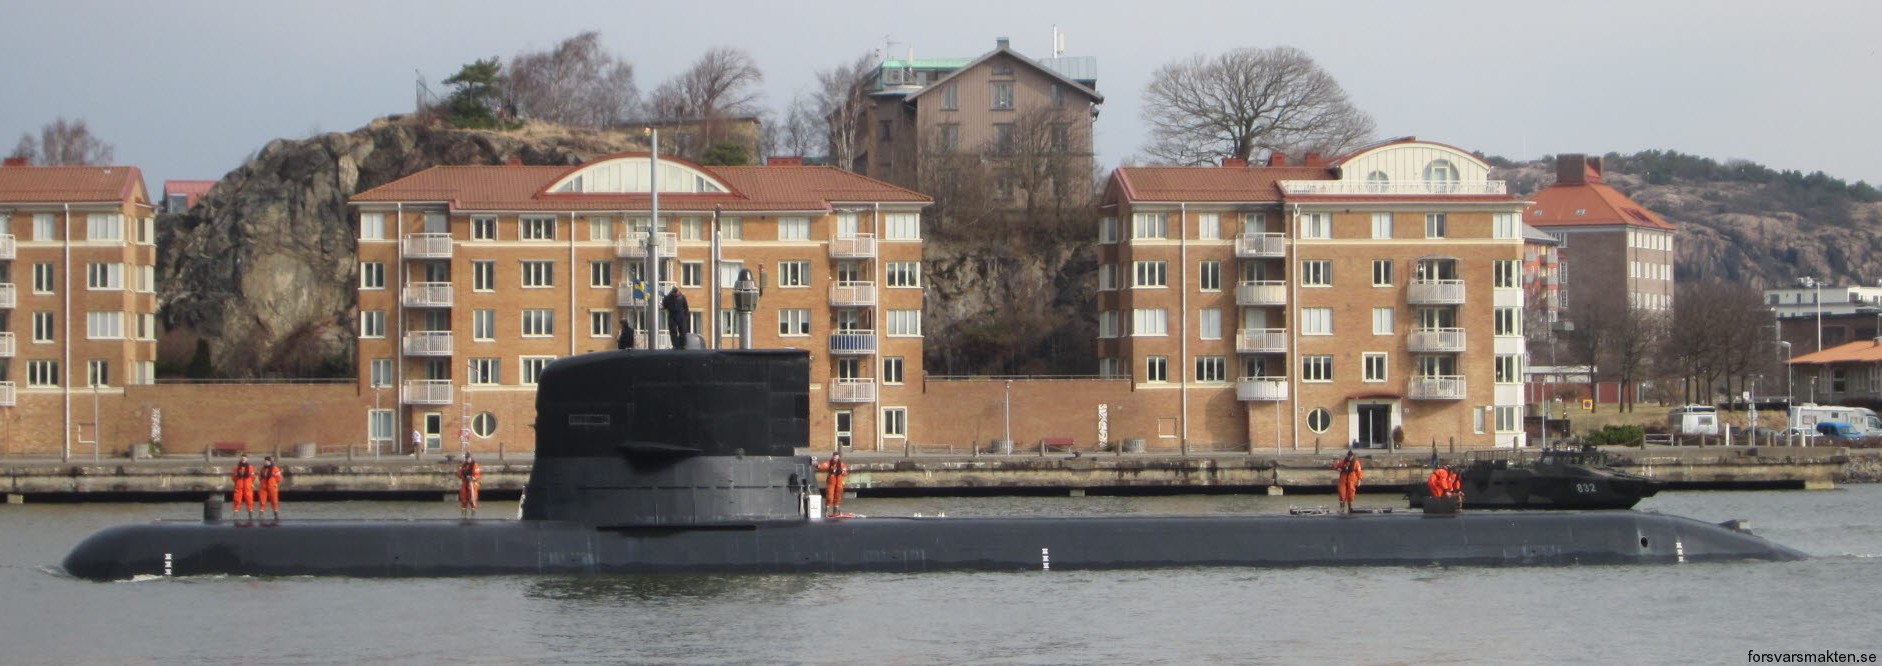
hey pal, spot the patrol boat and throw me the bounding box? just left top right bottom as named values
left=1407, top=447, right=1665, bottom=510
left=63, top=350, right=1802, bottom=581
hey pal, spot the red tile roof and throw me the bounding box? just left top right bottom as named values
left=1112, top=166, right=1331, bottom=203
left=0, top=165, right=147, bottom=204
left=351, top=160, right=928, bottom=212
left=1787, top=339, right=1882, bottom=366
left=1524, top=180, right=1674, bottom=230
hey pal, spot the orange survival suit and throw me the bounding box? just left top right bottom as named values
left=1427, top=466, right=1462, bottom=500
left=231, top=455, right=256, bottom=515
left=817, top=453, right=849, bottom=513
left=458, top=454, right=482, bottom=513
left=257, top=457, right=282, bottom=515
left=1334, top=452, right=1363, bottom=512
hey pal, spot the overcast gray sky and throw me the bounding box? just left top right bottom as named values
left=6, top=0, right=1877, bottom=191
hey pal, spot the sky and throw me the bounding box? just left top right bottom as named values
left=6, top=0, right=1879, bottom=192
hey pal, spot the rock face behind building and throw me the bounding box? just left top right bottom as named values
left=157, top=117, right=643, bottom=377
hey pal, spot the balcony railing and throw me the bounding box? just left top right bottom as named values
left=830, top=233, right=877, bottom=258
left=0, top=234, right=14, bottom=260
left=1236, top=376, right=1288, bottom=401
left=829, top=330, right=878, bottom=355
left=830, top=378, right=878, bottom=403
left=1407, top=279, right=1466, bottom=305
left=1277, top=180, right=1508, bottom=196
left=402, top=379, right=453, bottom=405
left=403, top=233, right=453, bottom=259
left=0, top=283, right=15, bottom=308
left=0, top=332, right=13, bottom=358
left=402, top=331, right=454, bottom=356
left=1406, top=327, right=1467, bottom=352
left=830, top=281, right=877, bottom=307
left=0, top=381, right=13, bottom=407
left=1408, top=375, right=1467, bottom=400
left=617, top=232, right=677, bottom=258
left=1236, top=280, right=1287, bottom=307
left=1234, top=232, right=1285, bottom=258
left=401, top=282, right=454, bottom=308
left=1236, top=328, right=1288, bottom=354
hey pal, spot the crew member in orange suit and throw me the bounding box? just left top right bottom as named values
left=1334, top=451, right=1364, bottom=513
left=257, top=456, right=283, bottom=520
left=1427, top=465, right=1462, bottom=503
left=816, top=451, right=849, bottom=515
left=231, top=454, right=256, bottom=519
left=458, top=452, right=483, bottom=517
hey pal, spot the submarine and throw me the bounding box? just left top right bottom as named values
left=1406, top=446, right=1666, bottom=510
left=63, top=349, right=1804, bottom=581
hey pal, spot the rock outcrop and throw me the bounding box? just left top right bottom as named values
left=158, top=117, right=642, bottom=377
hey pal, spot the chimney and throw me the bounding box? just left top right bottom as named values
left=767, top=156, right=803, bottom=166
left=1266, top=152, right=1288, bottom=167
left=1586, top=155, right=1604, bottom=182
left=1303, top=152, right=1324, bottom=166
left=996, top=37, right=1010, bottom=50
left=1, top=157, right=26, bottom=167
left=1556, top=154, right=1588, bottom=185
left=1221, top=157, right=1247, bottom=168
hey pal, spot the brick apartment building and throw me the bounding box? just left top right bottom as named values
left=349, top=152, right=930, bottom=454
left=0, top=160, right=158, bottom=455
left=1525, top=154, right=1676, bottom=316
left=1097, top=138, right=1532, bottom=449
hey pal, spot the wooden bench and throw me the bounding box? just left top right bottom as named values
left=210, top=442, right=247, bottom=457
left=1041, top=437, right=1075, bottom=452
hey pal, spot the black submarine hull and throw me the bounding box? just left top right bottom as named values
left=62, top=511, right=1805, bottom=581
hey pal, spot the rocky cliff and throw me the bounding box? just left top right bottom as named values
left=158, top=117, right=643, bottom=376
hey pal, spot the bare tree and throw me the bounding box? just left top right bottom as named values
left=810, top=52, right=875, bottom=172
left=1607, top=307, right=1667, bottom=413
left=503, top=31, right=638, bottom=129
left=1140, top=46, right=1374, bottom=165
left=646, top=47, right=765, bottom=159
left=1662, top=281, right=1769, bottom=405
left=9, top=117, right=115, bottom=165
left=775, top=93, right=822, bottom=160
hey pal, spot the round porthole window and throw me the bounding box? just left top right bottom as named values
left=1307, top=408, right=1332, bottom=433
left=471, top=412, right=499, bottom=438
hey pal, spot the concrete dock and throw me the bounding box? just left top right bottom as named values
left=1, top=445, right=1868, bottom=502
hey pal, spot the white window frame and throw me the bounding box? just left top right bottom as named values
left=32, top=311, right=54, bottom=342
left=883, top=357, right=904, bottom=384
left=360, top=262, right=385, bottom=289
left=472, top=260, right=496, bottom=292
left=1132, top=308, right=1168, bottom=336
left=1371, top=212, right=1392, bottom=239
left=86, top=311, right=124, bottom=339
left=1195, top=356, right=1228, bottom=382
left=86, top=214, right=123, bottom=241
left=33, top=213, right=56, bottom=241
left=520, top=216, right=556, bottom=241
left=520, top=356, right=555, bottom=385
left=468, top=358, right=500, bottom=385
left=360, top=310, right=385, bottom=338
left=885, top=261, right=920, bottom=288
left=32, top=263, right=54, bottom=294
left=1099, top=311, right=1120, bottom=339
left=1371, top=259, right=1392, bottom=287
left=28, top=360, right=60, bottom=387
left=884, top=213, right=921, bottom=240
left=1098, top=264, right=1118, bottom=291
left=1199, top=261, right=1222, bottom=291
left=1299, top=213, right=1330, bottom=239
left=1493, top=212, right=1520, bottom=239
left=778, top=261, right=810, bottom=288
left=589, top=310, right=614, bottom=338
left=1372, top=307, right=1394, bottom=336
left=887, top=310, right=922, bottom=336
left=368, top=409, right=396, bottom=444
left=87, top=263, right=124, bottom=290
left=882, top=407, right=908, bottom=438
left=520, top=261, right=555, bottom=288
left=521, top=309, right=555, bottom=337
left=1363, top=352, right=1388, bottom=382
left=778, top=217, right=810, bottom=241
left=1099, top=217, right=1118, bottom=243
left=1425, top=213, right=1447, bottom=238
left=369, top=358, right=393, bottom=387
left=1302, top=355, right=1333, bottom=382
left=1146, top=356, right=1168, bottom=383
left=1302, top=307, right=1333, bottom=336
left=720, top=217, right=743, bottom=240
left=1494, top=260, right=1519, bottom=289
left=473, top=309, right=496, bottom=341
left=1133, top=261, right=1168, bottom=288
left=1301, top=260, right=1332, bottom=287
left=470, top=216, right=497, bottom=241
left=1197, top=212, right=1221, bottom=240
left=1199, top=308, right=1222, bottom=340
left=779, top=309, right=811, bottom=336
left=1132, top=213, right=1168, bottom=240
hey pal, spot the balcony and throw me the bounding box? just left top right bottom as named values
left=830, top=233, right=877, bottom=258
left=1236, top=328, right=1288, bottom=354
left=829, top=330, right=877, bottom=355
left=402, top=379, right=453, bottom=405
left=830, top=378, right=878, bottom=403
left=0, top=381, right=13, bottom=406
left=1408, top=375, right=1467, bottom=400
left=1234, top=232, right=1285, bottom=258
left=1407, top=279, right=1466, bottom=305
left=1277, top=180, right=1508, bottom=196
left=1236, top=376, right=1288, bottom=401
left=401, top=282, right=454, bottom=308
left=1235, top=280, right=1287, bottom=307
left=403, top=233, right=453, bottom=259
left=0, top=283, right=14, bottom=308
left=403, top=331, right=454, bottom=356
left=0, top=332, right=13, bottom=358
left=830, top=281, right=877, bottom=307
left=1406, top=327, right=1467, bottom=353
left=617, top=232, right=678, bottom=258
left=0, top=234, right=14, bottom=260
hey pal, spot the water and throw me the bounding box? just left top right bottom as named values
left=4, top=489, right=1881, bottom=665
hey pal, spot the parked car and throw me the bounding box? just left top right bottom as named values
left=1816, top=421, right=1861, bottom=439
left=1783, top=426, right=1821, bottom=446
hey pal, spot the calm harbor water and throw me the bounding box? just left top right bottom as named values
left=4, top=488, right=1881, bottom=665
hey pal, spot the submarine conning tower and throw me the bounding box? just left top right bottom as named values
left=521, top=349, right=813, bottom=526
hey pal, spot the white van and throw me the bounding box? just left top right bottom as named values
left=1790, top=404, right=1882, bottom=436
left=1666, top=405, right=1719, bottom=436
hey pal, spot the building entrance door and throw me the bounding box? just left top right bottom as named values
left=1356, top=403, right=1393, bottom=448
